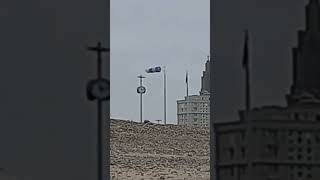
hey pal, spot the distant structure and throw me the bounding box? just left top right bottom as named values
left=177, top=57, right=210, bottom=127
left=201, top=56, right=210, bottom=94
left=214, top=1, right=320, bottom=180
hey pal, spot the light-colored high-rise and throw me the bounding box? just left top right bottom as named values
left=177, top=92, right=210, bottom=127
left=177, top=58, right=210, bottom=127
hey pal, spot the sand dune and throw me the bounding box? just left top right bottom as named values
left=111, top=119, right=210, bottom=180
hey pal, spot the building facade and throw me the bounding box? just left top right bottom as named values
left=216, top=105, right=320, bottom=180
left=177, top=57, right=210, bottom=127
left=177, top=92, right=210, bottom=127
left=215, top=1, right=320, bottom=179
left=201, top=57, right=210, bottom=93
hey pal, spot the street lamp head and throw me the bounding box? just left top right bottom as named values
left=137, top=75, right=146, bottom=78
left=86, top=42, right=110, bottom=52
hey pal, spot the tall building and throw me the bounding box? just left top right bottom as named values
left=177, top=57, right=210, bottom=127
left=215, top=1, right=320, bottom=180
left=201, top=56, right=211, bottom=94
left=177, top=92, right=210, bottom=127
left=288, top=0, right=320, bottom=104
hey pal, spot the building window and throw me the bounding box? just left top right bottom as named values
left=272, top=165, right=278, bottom=172
left=229, top=148, right=234, bottom=159
left=241, top=132, right=245, bottom=140
left=241, top=147, right=246, bottom=158
left=307, top=148, right=312, bottom=154
left=297, top=154, right=302, bottom=160
left=289, top=139, right=294, bottom=144
left=307, top=139, right=311, bottom=144
left=274, top=146, right=278, bottom=157
left=289, top=130, right=294, bottom=136
left=289, top=147, right=294, bottom=152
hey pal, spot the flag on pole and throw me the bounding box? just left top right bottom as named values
left=185, top=71, right=188, bottom=84
left=145, top=66, right=161, bottom=73
left=242, top=30, right=249, bottom=69
left=242, top=29, right=251, bottom=111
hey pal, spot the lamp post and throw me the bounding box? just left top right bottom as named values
left=137, top=75, right=146, bottom=123
left=163, top=66, right=167, bottom=125
left=86, top=42, right=110, bottom=180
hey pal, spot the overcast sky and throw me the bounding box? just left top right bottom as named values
left=110, top=0, right=308, bottom=123
left=110, top=0, right=210, bottom=124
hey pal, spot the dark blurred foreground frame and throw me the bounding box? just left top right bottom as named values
left=0, top=0, right=110, bottom=179
left=211, top=0, right=320, bottom=180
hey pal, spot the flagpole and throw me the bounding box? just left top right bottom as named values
left=243, top=29, right=251, bottom=112
left=246, top=59, right=250, bottom=111
left=145, top=66, right=165, bottom=124
left=186, top=71, right=189, bottom=97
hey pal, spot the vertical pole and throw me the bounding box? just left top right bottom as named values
left=140, top=76, right=143, bottom=123
left=97, top=42, right=103, bottom=180
left=246, top=65, right=250, bottom=111
left=243, top=30, right=250, bottom=112
left=97, top=100, right=102, bottom=180
left=97, top=42, right=102, bottom=79
left=186, top=71, right=189, bottom=97
left=87, top=42, right=109, bottom=180
left=163, top=66, right=167, bottom=125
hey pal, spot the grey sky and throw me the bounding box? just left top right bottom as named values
left=111, top=0, right=210, bottom=124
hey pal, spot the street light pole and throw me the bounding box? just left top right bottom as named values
left=163, top=66, right=167, bottom=125
left=137, top=75, right=146, bottom=123
left=140, top=77, right=143, bottom=123
left=86, top=42, right=109, bottom=180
